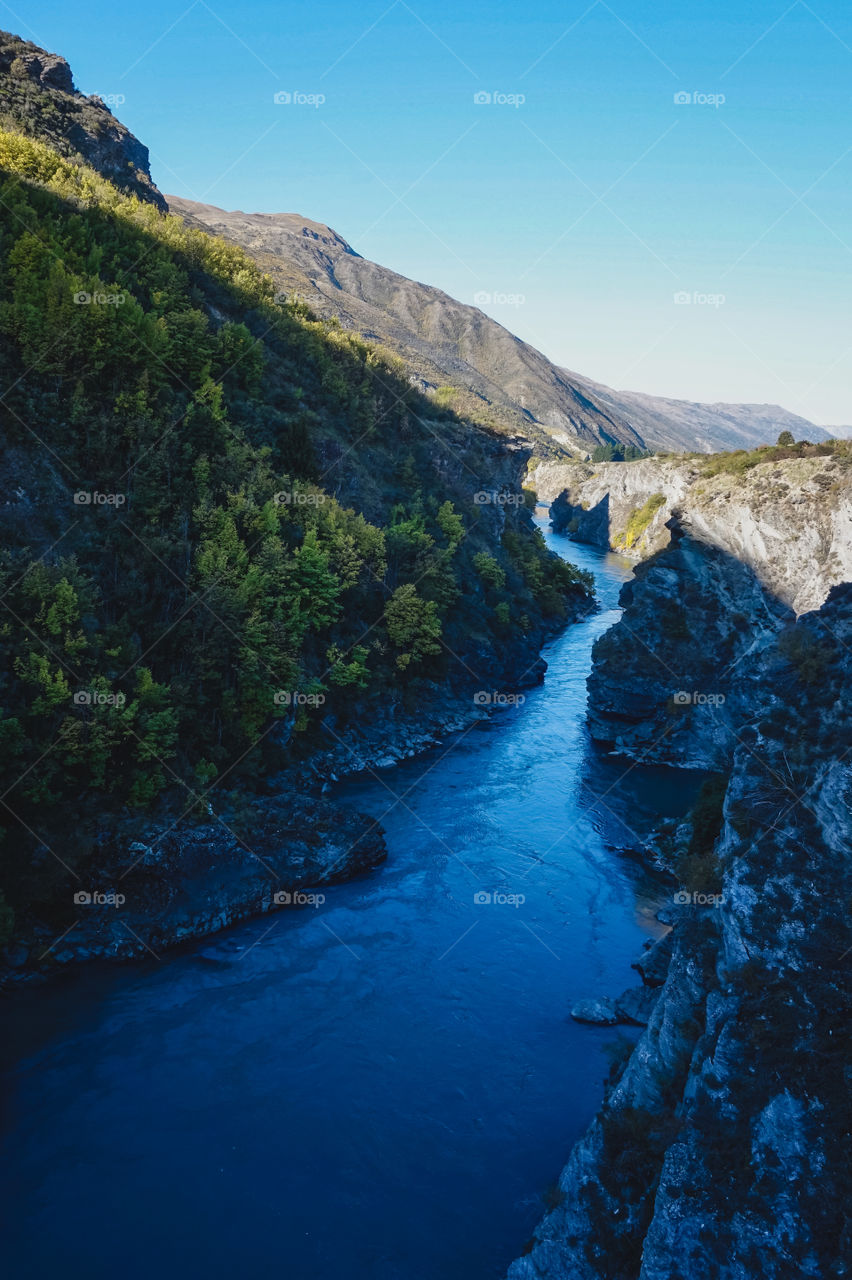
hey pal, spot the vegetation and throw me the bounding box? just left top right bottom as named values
left=613, top=493, right=666, bottom=550
left=699, top=438, right=846, bottom=478
left=590, top=443, right=650, bottom=463
left=0, top=129, right=593, bottom=918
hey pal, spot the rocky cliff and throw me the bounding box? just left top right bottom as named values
left=510, top=580, right=852, bottom=1280
left=573, top=447, right=851, bottom=767
left=537, top=445, right=852, bottom=613
left=510, top=445, right=852, bottom=1276
left=0, top=29, right=166, bottom=209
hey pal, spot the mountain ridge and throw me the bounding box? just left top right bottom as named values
left=165, top=196, right=833, bottom=457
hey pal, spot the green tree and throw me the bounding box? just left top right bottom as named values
left=384, top=584, right=442, bottom=670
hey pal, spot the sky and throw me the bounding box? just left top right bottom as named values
left=10, top=0, right=852, bottom=424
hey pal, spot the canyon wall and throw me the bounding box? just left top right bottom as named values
left=509, top=453, right=852, bottom=1279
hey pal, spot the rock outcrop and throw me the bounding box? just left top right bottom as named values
left=0, top=30, right=166, bottom=208
left=580, top=449, right=851, bottom=769
left=5, top=792, right=386, bottom=973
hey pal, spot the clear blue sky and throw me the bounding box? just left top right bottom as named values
left=12, top=0, right=852, bottom=423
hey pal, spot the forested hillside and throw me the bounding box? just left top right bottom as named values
left=0, top=128, right=591, bottom=948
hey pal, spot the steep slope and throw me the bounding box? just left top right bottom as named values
left=0, top=29, right=165, bottom=210
left=167, top=197, right=832, bottom=457
left=0, top=39, right=594, bottom=970
left=166, top=197, right=641, bottom=457
left=563, top=372, right=831, bottom=453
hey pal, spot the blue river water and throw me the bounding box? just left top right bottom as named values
left=0, top=519, right=699, bottom=1280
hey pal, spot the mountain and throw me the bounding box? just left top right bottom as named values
left=165, top=197, right=642, bottom=458
left=563, top=376, right=832, bottom=453
left=166, top=197, right=833, bottom=457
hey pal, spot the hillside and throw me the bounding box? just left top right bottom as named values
left=167, top=197, right=832, bottom=457
left=0, top=29, right=165, bottom=209
left=564, top=375, right=831, bottom=454
left=166, top=197, right=641, bottom=457
left=0, top=39, right=593, bottom=965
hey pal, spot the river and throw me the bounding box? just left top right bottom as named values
left=0, top=517, right=701, bottom=1280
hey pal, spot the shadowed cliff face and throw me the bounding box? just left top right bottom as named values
left=509, top=578, right=852, bottom=1280
left=586, top=522, right=793, bottom=770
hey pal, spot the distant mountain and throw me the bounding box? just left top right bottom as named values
left=167, top=197, right=833, bottom=456
left=824, top=424, right=852, bottom=439
left=563, top=376, right=832, bottom=453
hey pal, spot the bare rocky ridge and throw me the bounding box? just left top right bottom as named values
left=165, top=196, right=640, bottom=457
left=165, top=196, right=832, bottom=458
